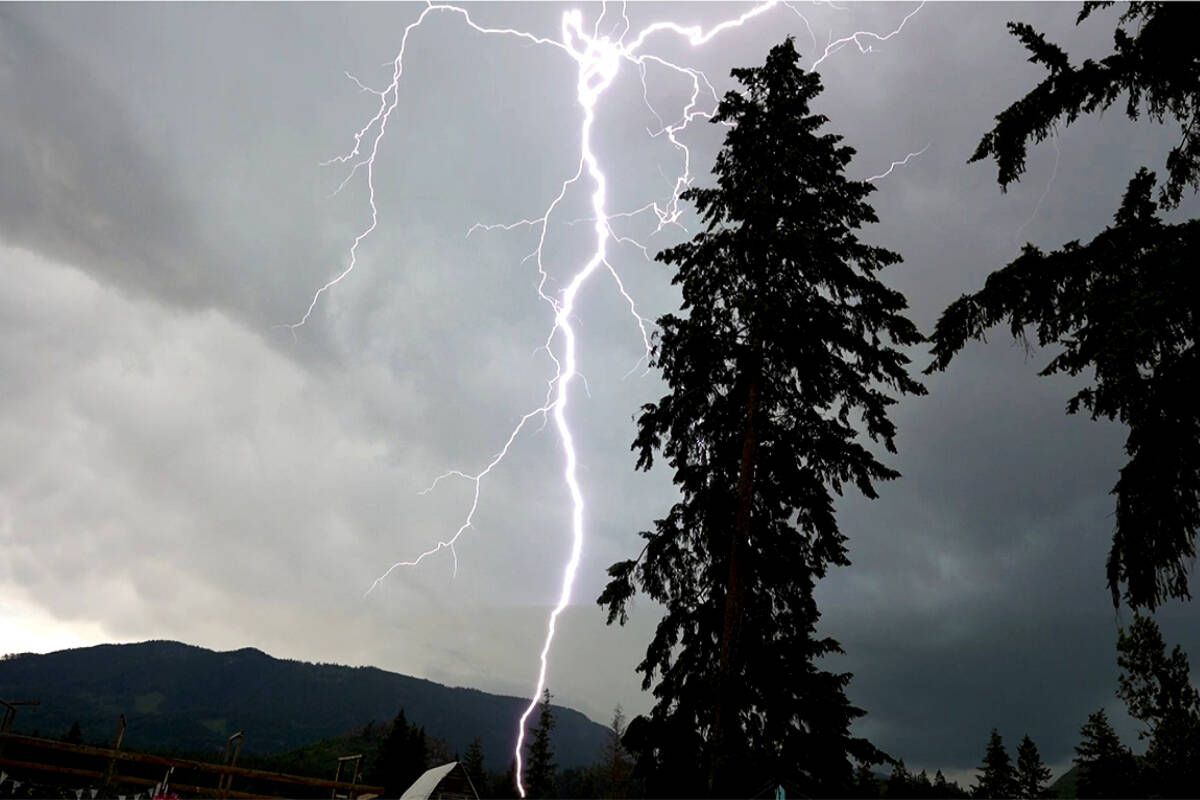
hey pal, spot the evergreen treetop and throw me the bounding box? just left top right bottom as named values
left=1015, top=734, right=1052, bottom=799
left=368, top=708, right=428, bottom=797
left=463, top=736, right=486, bottom=797
left=1073, top=709, right=1138, bottom=799
left=599, top=35, right=923, bottom=797
left=63, top=720, right=84, bottom=745
left=525, top=688, right=557, bottom=799
left=974, top=729, right=1018, bottom=799
left=1116, top=614, right=1200, bottom=796
left=597, top=705, right=633, bottom=799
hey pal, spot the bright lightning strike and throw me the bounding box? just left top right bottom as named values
left=291, top=2, right=924, bottom=795
left=866, top=143, right=931, bottom=183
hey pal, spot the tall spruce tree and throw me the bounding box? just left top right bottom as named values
left=932, top=769, right=956, bottom=800
left=926, top=2, right=1200, bottom=611
left=598, top=36, right=924, bottom=797
left=525, top=689, right=557, bottom=799
left=369, top=708, right=428, bottom=797
left=1015, top=734, right=1052, bottom=799
left=463, top=737, right=486, bottom=797
left=974, top=729, right=1019, bottom=799
left=1116, top=614, right=1200, bottom=797
left=597, top=705, right=633, bottom=799
left=1073, top=709, right=1138, bottom=799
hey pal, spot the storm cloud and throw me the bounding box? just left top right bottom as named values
left=3, top=1, right=1198, bottom=781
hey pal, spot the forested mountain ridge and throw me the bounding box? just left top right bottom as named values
left=0, top=640, right=606, bottom=772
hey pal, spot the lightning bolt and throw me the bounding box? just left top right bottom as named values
left=1014, top=124, right=1061, bottom=248
left=289, top=2, right=924, bottom=795
left=866, top=143, right=931, bottom=183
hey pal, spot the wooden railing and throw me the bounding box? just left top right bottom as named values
left=0, top=732, right=383, bottom=799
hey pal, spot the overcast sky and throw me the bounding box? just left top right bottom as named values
left=3, top=0, right=1198, bottom=784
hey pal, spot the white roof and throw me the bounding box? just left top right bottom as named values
left=400, top=761, right=459, bottom=800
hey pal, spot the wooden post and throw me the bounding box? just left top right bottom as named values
left=0, top=732, right=384, bottom=796
left=0, top=700, right=39, bottom=759
left=332, top=754, right=363, bottom=800
left=218, top=732, right=244, bottom=799
left=105, top=714, right=127, bottom=787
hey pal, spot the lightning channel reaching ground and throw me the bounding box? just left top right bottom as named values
left=290, top=3, right=925, bottom=795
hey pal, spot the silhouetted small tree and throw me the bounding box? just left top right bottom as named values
left=596, top=705, right=632, bottom=798
left=974, top=729, right=1018, bottom=799
left=369, top=709, right=427, bottom=797
left=1015, top=734, right=1051, bottom=799
left=1073, top=709, right=1138, bottom=799
left=525, top=689, right=557, bottom=799
left=1117, top=613, right=1200, bottom=797
left=932, top=769, right=965, bottom=800
left=886, top=758, right=911, bottom=798
left=463, top=737, right=486, bottom=796
left=62, top=720, right=84, bottom=745
left=854, top=762, right=881, bottom=798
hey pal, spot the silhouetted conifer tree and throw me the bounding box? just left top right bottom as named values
left=599, top=35, right=922, bottom=798
left=369, top=708, right=427, bottom=797
left=974, top=729, right=1018, bottom=799
left=1073, top=709, right=1138, bottom=799
left=1117, top=614, right=1200, bottom=797
left=854, top=762, right=881, bottom=798
left=525, top=689, right=557, bottom=799
left=463, top=737, right=486, bottom=796
left=1015, top=734, right=1051, bottom=799
left=932, top=769, right=955, bottom=799
left=596, top=705, right=633, bottom=799
left=887, top=759, right=912, bottom=799
left=62, top=720, right=83, bottom=745
left=912, top=769, right=933, bottom=797
left=927, top=2, right=1200, bottom=611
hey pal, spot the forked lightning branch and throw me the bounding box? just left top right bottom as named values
left=288, top=2, right=923, bottom=794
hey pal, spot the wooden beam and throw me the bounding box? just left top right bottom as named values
left=0, top=757, right=278, bottom=799
left=0, top=733, right=384, bottom=794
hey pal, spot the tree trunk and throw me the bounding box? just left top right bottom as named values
left=711, top=354, right=760, bottom=796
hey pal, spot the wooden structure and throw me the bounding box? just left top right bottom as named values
left=399, top=762, right=479, bottom=800
left=0, top=730, right=383, bottom=799
left=332, top=753, right=365, bottom=799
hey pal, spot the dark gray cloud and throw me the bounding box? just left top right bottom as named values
left=2, top=1, right=1197, bottom=782
left=0, top=11, right=210, bottom=308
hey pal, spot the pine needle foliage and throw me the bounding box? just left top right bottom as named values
left=599, top=37, right=924, bottom=797
left=929, top=2, right=1200, bottom=610
left=974, top=729, right=1019, bottom=799
left=1015, top=733, right=1052, bottom=799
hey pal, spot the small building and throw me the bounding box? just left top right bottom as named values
left=398, top=761, right=479, bottom=800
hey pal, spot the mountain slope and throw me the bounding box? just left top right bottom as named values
left=0, top=641, right=607, bottom=771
